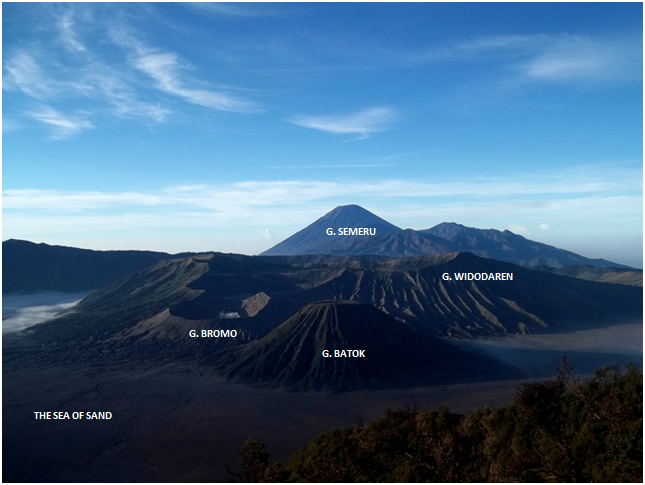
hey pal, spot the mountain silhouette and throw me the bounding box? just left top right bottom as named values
left=420, top=223, right=625, bottom=268
left=32, top=251, right=642, bottom=350
left=261, top=206, right=629, bottom=269
left=2, top=239, right=196, bottom=293
left=212, top=300, right=515, bottom=391
left=4, top=206, right=630, bottom=295
left=261, top=205, right=402, bottom=256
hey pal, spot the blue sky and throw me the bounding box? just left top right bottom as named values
left=3, top=3, right=643, bottom=267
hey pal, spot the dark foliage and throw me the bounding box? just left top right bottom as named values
left=239, top=438, right=270, bottom=482
left=239, top=360, right=642, bottom=482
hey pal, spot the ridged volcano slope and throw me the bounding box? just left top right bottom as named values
left=212, top=300, right=515, bottom=391
left=33, top=251, right=642, bottom=350
left=29, top=253, right=286, bottom=347
left=421, top=223, right=627, bottom=268
left=287, top=252, right=643, bottom=338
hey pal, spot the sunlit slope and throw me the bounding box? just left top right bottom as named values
left=31, top=252, right=642, bottom=347
left=28, top=253, right=303, bottom=353
left=30, top=256, right=210, bottom=341
left=212, top=300, right=514, bottom=391
left=295, top=252, right=642, bottom=337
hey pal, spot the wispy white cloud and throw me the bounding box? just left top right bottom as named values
left=265, top=163, right=393, bottom=169
left=5, top=194, right=640, bottom=229
left=86, top=68, right=171, bottom=122
left=289, top=107, right=396, bottom=139
left=3, top=163, right=641, bottom=263
left=2, top=119, right=23, bottom=133
left=454, top=35, right=540, bottom=54
left=356, top=33, right=641, bottom=87
left=3, top=188, right=162, bottom=209
left=186, top=2, right=276, bottom=17
left=3, top=52, right=55, bottom=99
left=133, top=52, right=259, bottom=113
left=3, top=6, right=261, bottom=140
left=4, top=163, right=641, bottom=211
left=59, top=13, right=87, bottom=52
left=521, top=36, right=641, bottom=83
left=506, top=224, right=529, bottom=234
left=456, top=34, right=641, bottom=84
left=4, top=50, right=171, bottom=126
left=539, top=223, right=549, bottom=230
left=24, top=106, right=94, bottom=139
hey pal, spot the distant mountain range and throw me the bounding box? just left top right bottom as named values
left=4, top=205, right=634, bottom=295
left=2, top=239, right=196, bottom=293
left=261, top=205, right=629, bottom=269
left=20, top=249, right=642, bottom=390
left=32, top=251, right=641, bottom=346
left=6, top=206, right=640, bottom=393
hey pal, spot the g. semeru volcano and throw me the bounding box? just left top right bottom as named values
left=212, top=300, right=514, bottom=391
left=261, top=205, right=402, bottom=256
left=261, top=205, right=628, bottom=269
left=3, top=206, right=630, bottom=295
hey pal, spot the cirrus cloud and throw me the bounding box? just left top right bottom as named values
left=522, top=36, right=641, bottom=83
left=24, top=106, right=94, bottom=139
left=4, top=163, right=641, bottom=211
left=288, top=107, right=396, bottom=139
left=133, top=51, right=260, bottom=113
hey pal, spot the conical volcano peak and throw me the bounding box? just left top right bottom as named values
left=260, top=206, right=628, bottom=269
left=213, top=298, right=516, bottom=391
left=326, top=204, right=363, bottom=212
left=319, top=205, right=401, bottom=230
left=285, top=300, right=380, bottom=333
left=260, top=205, right=401, bottom=256
left=324, top=204, right=377, bottom=217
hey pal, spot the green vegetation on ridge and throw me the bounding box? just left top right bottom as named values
left=238, top=360, right=642, bottom=482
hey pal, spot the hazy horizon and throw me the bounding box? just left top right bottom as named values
left=3, top=3, right=642, bottom=268
left=3, top=205, right=643, bottom=269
